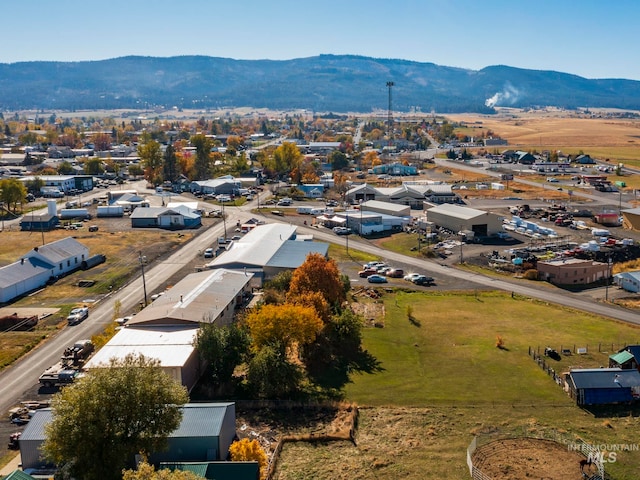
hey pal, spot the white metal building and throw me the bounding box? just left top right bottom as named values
left=0, top=237, right=89, bottom=303
left=207, top=224, right=329, bottom=284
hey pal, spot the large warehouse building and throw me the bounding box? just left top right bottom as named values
left=425, top=204, right=504, bottom=238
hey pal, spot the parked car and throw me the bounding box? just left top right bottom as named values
left=358, top=268, right=378, bottom=278
left=386, top=268, right=404, bottom=278
left=203, top=248, right=214, bottom=258
left=403, top=273, right=422, bottom=282
left=367, top=274, right=388, bottom=284
left=412, top=275, right=434, bottom=286
left=67, top=307, right=89, bottom=325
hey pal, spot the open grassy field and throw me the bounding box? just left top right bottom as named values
left=274, top=290, right=640, bottom=480
left=447, top=108, right=640, bottom=167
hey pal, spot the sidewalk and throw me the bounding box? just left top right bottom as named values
left=0, top=452, right=21, bottom=476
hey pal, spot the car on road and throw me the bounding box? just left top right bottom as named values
left=67, top=307, right=89, bottom=325
left=333, top=226, right=351, bottom=235
left=203, top=248, right=214, bottom=258
left=367, top=274, right=388, bottom=284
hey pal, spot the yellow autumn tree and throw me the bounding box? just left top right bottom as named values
left=245, top=303, right=323, bottom=352
left=229, top=438, right=268, bottom=479
left=287, top=253, right=346, bottom=307
left=288, top=290, right=331, bottom=323
left=123, top=460, right=202, bottom=480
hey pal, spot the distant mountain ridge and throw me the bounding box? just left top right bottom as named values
left=1, top=54, right=640, bottom=113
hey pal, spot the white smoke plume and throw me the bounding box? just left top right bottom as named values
left=485, top=82, right=521, bottom=107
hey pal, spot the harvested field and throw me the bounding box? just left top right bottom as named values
left=447, top=108, right=640, bottom=164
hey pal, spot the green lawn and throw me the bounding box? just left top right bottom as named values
left=345, top=290, right=640, bottom=405
left=334, top=290, right=640, bottom=479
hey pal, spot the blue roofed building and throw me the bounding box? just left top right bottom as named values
left=567, top=368, right=640, bottom=406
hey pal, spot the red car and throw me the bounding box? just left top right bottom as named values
left=358, top=268, right=378, bottom=278
left=386, top=269, right=404, bottom=278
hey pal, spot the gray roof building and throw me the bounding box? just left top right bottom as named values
left=19, top=403, right=238, bottom=471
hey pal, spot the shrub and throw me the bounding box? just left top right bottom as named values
left=523, top=269, right=539, bottom=280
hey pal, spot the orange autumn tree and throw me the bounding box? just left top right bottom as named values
left=287, top=253, right=346, bottom=308
left=245, top=303, right=323, bottom=353
left=229, top=438, right=268, bottom=480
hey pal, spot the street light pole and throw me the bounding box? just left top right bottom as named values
left=359, top=199, right=363, bottom=235
left=139, top=251, right=148, bottom=307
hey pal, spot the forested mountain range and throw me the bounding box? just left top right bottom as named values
left=1, top=54, right=640, bottom=113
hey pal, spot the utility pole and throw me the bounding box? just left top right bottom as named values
left=139, top=251, right=148, bottom=307
left=386, top=81, right=394, bottom=149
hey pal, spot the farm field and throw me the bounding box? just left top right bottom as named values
left=274, top=290, right=640, bottom=480
left=447, top=108, right=640, bottom=167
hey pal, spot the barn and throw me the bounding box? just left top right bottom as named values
left=567, top=368, right=640, bottom=406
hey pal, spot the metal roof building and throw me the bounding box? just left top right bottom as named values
left=84, top=268, right=254, bottom=390
left=83, top=326, right=201, bottom=390
left=127, top=268, right=254, bottom=327
left=0, top=237, right=89, bottom=303
left=425, top=203, right=504, bottom=237
left=19, top=403, right=238, bottom=471
left=208, top=224, right=328, bottom=284
left=567, top=368, right=640, bottom=405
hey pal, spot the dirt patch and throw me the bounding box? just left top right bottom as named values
left=349, top=299, right=385, bottom=327
left=472, top=437, right=589, bottom=480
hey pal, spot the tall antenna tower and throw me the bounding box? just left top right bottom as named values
left=386, top=81, right=394, bottom=148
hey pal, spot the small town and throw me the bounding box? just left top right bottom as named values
left=2, top=3, right=640, bottom=480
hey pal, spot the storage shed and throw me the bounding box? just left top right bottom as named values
left=567, top=368, right=640, bottom=406
left=20, top=214, right=59, bottom=232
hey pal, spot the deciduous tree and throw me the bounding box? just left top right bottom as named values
left=0, top=178, right=27, bottom=212
left=138, top=140, right=163, bottom=185
left=287, top=253, right=346, bottom=308
left=246, top=304, right=323, bottom=353
left=43, top=354, right=188, bottom=480
left=123, top=460, right=202, bottom=480
left=191, top=134, right=213, bottom=180
left=229, top=438, right=268, bottom=480
left=195, top=323, right=250, bottom=389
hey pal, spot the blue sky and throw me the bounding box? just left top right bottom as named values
left=5, top=0, right=639, bottom=80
